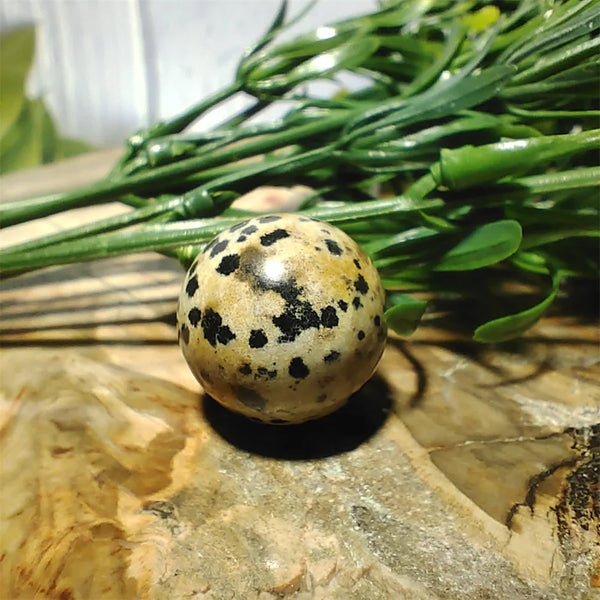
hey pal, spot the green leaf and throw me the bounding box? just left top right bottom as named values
left=243, top=0, right=288, bottom=60
left=363, top=226, right=438, bottom=258
left=473, top=271, right=562, bottom=342
left=504, top=1, right=600, bottom=66
left=346, top=65, right=515, bottom=147
left=55, top=137, right=94, bottom=160
left=0, top=98, right=49, bottom=174
left=402, top=23, right=466, bottom=97
left=462, top=5, right=500, bottom=34
left=434, top=220, right=522, bottom=271
left=40, top=98, right=59, bottom=163
left=265, top=24, right=364, bottom=60
left=249, top=36, right=379, bottom=93
left=510, top=37, right=600, bottom=85
left=384, top=294, right=428, bottom=336
left=433, top=130, right=600, bottom=190
left=0, top=26, right=35, bottom=139
left=520, top=227, right=599, bottom=250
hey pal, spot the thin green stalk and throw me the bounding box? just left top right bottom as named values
left=0, top=111, right=352, bottom=227
left=0, top=196, right=443, bottom=278
left=505, top=105, right=600, bottom=119
left=0, top=146, right=335, bottom=257
left=0, top=188, right=218, bottom=255
left=111, top=81, right=243, bottom=175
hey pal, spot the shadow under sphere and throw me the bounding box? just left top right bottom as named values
left=202, top=374, right=393, bottom=460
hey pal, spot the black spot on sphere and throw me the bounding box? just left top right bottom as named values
left=188, top=307, right=201, bottom=327
left=320, top=306, right=339, bottom=328
left=273, top=301, right=320, bottom=343
left=217, top=326, right=235, bottom=345
left=314, top=246, right=322, bottom=251
left=354, top=274, right=369, bottom=295
left=269, top=418, right=290, bottom=424
left=374, top=315, right=381, bottom=327
left=229, top=219, right=251, bottom=233
left=180, top=323, right=190, bottom=345
left=216, top=253, right=240, bottom=276
left=317, top=393, right=327, bottom=403
left=256, top=366, right=277, bottom=380
left=288, top=357, right=309, bottom=379
left=338, top=300, right=348, bottom=312
left=249, top=329, right=268, bottom=348
left=238, top=363, right=252, bottom=376
left=185, top=275, right=199, bottom=297
left=238, top=247, right=301, bottom=303
left=354, top=258, right=362, bottom=270
left=241, top=225, right=258, bottom=235
left=203, top=236, right=220, bottom=255
left=270, top=279, right=300, bottom=303
left=260, top=228, right=290, bottom=247
left=358, top=330, right=365, bottom=340
left=325, top=239, right=343, bottom=256
left=209, top=239, right=229, bottom=258
left=324, top=350, right=340, bottom=363
left=352, top=296, right=363, bottom=310
left=258, top=215, right=282, bottom=223
left=201, top=308, right=236, bottom=347
left=237, top=235, right=247, bottom=242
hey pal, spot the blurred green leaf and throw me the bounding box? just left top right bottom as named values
left=0, top=26, right=35, bottom=140
left=40, top=98, right=59, bottom=162
left=384, top=293, right=428, bottom=336
left=0, top=99, right=45, bottom=174
left=364, top=226, right=438, bottom=257
left=473, top=271, right=563, bottom=342
left=242, top=0, right=288, bottom=61
left=265, top=25, right=364, bottom=60
left=402, top=23, right=465, bottom=97
left=346, top=65, right=516, bottom=147
left=0, top=25, right=92, bottom=174
left=503, top=0, right=600, bottom=66
left=56, top=137, right=95, bottom=160
left=248, top=36, right=380, bottom=93
left=510, top=37, right=600, bottom=85
left=435, top=220, right=522, bottom=271
left=462, top=5, right=500, bottom=34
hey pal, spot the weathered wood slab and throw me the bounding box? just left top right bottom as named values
left=1, top=156, right=598, bottom=599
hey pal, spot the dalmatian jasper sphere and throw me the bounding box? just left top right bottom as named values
left=177, top=213, right=387, bottom=424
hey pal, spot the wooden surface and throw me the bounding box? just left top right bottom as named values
left=1, top=155, right=599, bottom=600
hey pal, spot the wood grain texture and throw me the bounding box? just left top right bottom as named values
left=0, top=155, right=598, bottom=599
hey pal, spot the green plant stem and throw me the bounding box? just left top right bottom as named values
left=0, top=111, right=352, bottom=227
left=0, top=196, right=443, bottom=278
left=111, top=82, right=243, bottom=175
left=432, top=129, right=600, bottom=189
left=0, top=188, right=218, bottom=255
left=0, top=145, right=336, bottom=256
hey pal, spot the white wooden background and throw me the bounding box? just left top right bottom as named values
left=0, top=0, right=375, bottom=147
